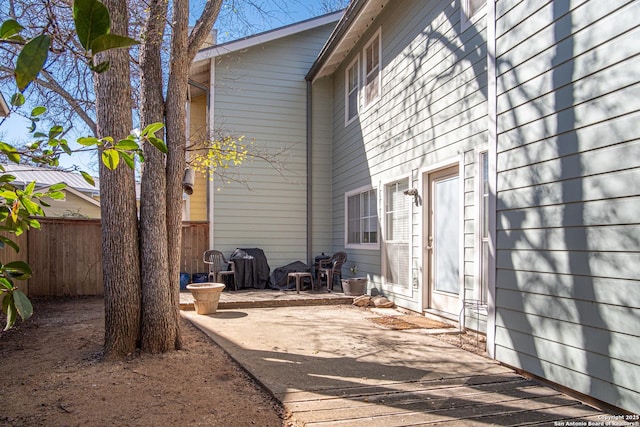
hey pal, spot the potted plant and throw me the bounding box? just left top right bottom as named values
left=341, top=265, right=367, bottom=296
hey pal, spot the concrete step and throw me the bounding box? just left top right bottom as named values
left=180, top=289, right=354, bottom=310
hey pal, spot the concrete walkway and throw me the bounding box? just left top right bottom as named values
left=182, top=304, right=607, bottom=426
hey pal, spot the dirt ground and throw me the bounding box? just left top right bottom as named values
left=0, top=297, right=290, bottom=427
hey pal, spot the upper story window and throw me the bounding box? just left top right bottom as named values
left=345, top=57, right=359, bottom=125
left=345, top=186, right=379, bottom=249
left=343, top=28, right=381, bottom=126
left=363, top=28, right=381, bottom=108
left=461, top=0, right=486, bottom=31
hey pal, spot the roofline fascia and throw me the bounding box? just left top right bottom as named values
left=193, top=10, right=343, bottom=63
left=305, top=0, right=368, bottom=82
left=41, top=184, right=101, bottom=207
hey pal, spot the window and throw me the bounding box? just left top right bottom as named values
left=383, top=179, right=410, bottom=288
left=344, top=28, right=381, bottom=123
left=345, top=57, right=359, bottom=125
left=461, top=0, right=486, bottom=31
left=345, top=187, right=378, bottom=248
left=479, top=151, right=489, bottom=302
left=363, top=29, right=381, bottom=108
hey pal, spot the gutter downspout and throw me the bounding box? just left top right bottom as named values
left=306, top=79, right=313, bottom=266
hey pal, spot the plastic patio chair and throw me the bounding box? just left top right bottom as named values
left=317, top=251, right=347, bottom=292
left=203, top=250, right=237, bottom=291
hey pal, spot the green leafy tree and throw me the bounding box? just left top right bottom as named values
left=1, top=0, right=219, bottom=353
left=0, top=170, right=62, bottom=330
left=0, top=100, right=77, bottom=330
left=0, top=3, right=144, bottom=331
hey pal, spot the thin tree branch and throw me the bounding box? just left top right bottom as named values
left=37, top=70, right=96, bottom=134
left=187, top=0, right=223, bottom=61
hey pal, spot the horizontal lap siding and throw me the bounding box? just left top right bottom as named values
left=495, top=0, right=640, bottom=413
left=331, top=0, right=488, bottom=311
left=311, top=77, right=334, bottom=255
left=213, top=25, right=335, bottom=268
left=41, top=191, right=101, bottom=219
left=188, top=95, right=209, bottom=221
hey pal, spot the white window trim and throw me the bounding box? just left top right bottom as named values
left=381, top=175, right=413, bottom=297
left=344, top=55, right=360, bottom=126
left=344, top=185, right=380, bottom=250
left=362, top=27, right=382, bottom=111
left=474, top=146, right=489, bottom=303
left=461, top=0, right=486, bottom=32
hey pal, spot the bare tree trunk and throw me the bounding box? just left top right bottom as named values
left=94, top=0, right=222, bottom=356
left=165, top=0, right=223, bottom=350
left=95, top=0, right=141, bottom=359
left=165, top=0, right=191, bottom=350
left=139, top=0, right=177, bottom=352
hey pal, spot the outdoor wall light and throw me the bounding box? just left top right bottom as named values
left=403, top=188, right=421, bottom=207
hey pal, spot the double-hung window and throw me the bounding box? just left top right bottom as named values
left=383, top=179, right=410, bottom=289
left=344, top=28, right=381, bottom=125
left=345, top=57, right=359, bottom=125
left=346, top=187, right=378, bottom=248
left=363, top=29, right=381, bottom=108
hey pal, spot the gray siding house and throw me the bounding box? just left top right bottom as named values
left=188, top=12, right=342, bottom=267
left=308, top=0, right=491, bottom=322
left=491, top=0, right=640, bottom=414
left=189, top=0, right=639, bottom=413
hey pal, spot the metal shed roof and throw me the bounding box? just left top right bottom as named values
left=2, top=164, right=100, bottom=196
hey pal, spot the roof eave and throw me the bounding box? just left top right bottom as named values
left=193, top=10, right=343, bottom=64
left=306, top=0, right=367, bottom=82
left=306, top=0, right=388, bottom=82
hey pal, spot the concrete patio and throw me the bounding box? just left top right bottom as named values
left=181, top=293, right=613, bottom=426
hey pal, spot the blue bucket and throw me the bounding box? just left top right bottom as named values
left=191, top=273, right=209, bottom=283
left=179, top=273, right=190, bottom=290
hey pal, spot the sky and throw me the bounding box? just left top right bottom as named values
left=0, top=0, right=346, bottom=175
left=210, top=0, right=343, bottom=43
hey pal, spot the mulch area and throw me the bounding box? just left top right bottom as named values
left=367, top=314, right=455, bottom=330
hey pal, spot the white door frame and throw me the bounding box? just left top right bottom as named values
left=419, top=156, right=464, bottom=319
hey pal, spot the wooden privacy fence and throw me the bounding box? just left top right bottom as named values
left=0, top=219, right=209, bottom=297
left=180, top=222, right=209, bottom=275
